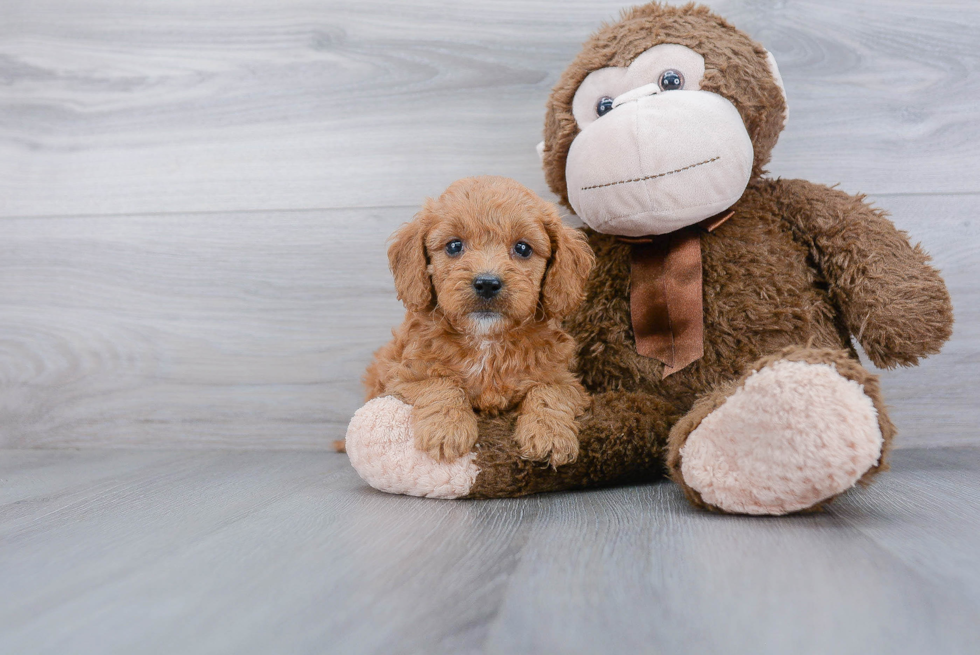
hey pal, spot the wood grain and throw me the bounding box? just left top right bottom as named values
left=1, top=446, right=978, bottom=654
left=484, top=450, right=980, bottom=655
left=1, top=194, right=975, bottom=449
left=833, top=447, right=980, bottom=610
left=0, top=1, right=977, bottom=449
left=1, top=0, right=979, bottom=219
left=0, top=207, right=409, bottom=449
left=1, top=3, right=977, bottom=652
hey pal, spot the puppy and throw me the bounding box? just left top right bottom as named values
left=363, top=176, right=594, bottom=466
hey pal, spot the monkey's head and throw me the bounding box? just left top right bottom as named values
left=541, top=3, right=788, bottom=237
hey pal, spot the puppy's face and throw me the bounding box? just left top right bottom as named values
left=425, top=199, right=551, bottom=335
left=389, top=176, right=594, bottom=336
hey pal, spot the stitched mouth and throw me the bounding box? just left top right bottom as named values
left=582, top=156, right=720, bottom=191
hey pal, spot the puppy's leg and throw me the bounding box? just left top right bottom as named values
left=515, top=383, right=589, bottom=467
left=400, top=378, right=479, bottom=462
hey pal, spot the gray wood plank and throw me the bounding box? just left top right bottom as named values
left=482, top=447, right=980, bottom=655
left=0, top=449, right=191, bottom=508
left=0, top=450, right=536, bottom=655
left=0, top=207, right=406, bottom=449
left=832, top=447, right=980, bottom=610
left=1, top=0, right=978, bottom=219
left=1, top=194, right=975, bottom=449
left=1, top=447, right=979, bottom=655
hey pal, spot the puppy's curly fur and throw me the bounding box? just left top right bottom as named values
left=364, top=176, right=595, bottom=466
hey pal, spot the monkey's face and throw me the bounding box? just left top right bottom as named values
left=542, top=4, right=789, bottom=238
left=566, top=44, right=754, bottom=236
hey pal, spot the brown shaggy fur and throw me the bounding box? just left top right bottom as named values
left=364, top=176, right=595, bottom=466
left=459, top=3, right=953, bottom=505
left=542, top=2, right=787, bottom=209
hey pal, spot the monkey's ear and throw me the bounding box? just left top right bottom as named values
left=764, top=49, right=789, bottom=125
left=388, top=209, right=435, bottom=313
left=535, top=141, right=545, bottom=162
left=540, top=209, right=595, bottom=320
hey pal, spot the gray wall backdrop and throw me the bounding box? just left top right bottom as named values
left=1, top=0, right=978, bottom=450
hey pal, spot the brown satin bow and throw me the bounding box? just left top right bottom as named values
left=618, top=210, right=733, bottom=378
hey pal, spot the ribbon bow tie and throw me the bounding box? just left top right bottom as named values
left=617, top=209, right=733, bottom=378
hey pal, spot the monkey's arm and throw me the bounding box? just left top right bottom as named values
left=773, top=178, right=953, bottom=368
left=468, top=390, right=678, bottom=498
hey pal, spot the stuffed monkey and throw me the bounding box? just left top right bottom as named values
left=344, top=2, right=953, bottom=514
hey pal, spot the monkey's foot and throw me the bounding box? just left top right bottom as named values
left=344, top=396, right=479, bottom=499
left=669, top=353, right=885, bottom=515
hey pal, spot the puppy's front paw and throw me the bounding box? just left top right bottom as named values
left=412, top=402, right=479, bottom=462
left=514, top=411, right=579, bottom=468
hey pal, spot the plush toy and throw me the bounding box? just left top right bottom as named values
left=345, top=2, right=953, bottom=514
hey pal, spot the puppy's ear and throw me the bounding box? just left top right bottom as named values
left=388, top=207, right=435, bottom=313
left=540, top=208, right=594, bottom=319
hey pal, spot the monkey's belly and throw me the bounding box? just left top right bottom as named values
left=576, top=199, right=851, bottom=404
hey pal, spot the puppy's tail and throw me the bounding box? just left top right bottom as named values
left=332, top=439, right=347, bottom=453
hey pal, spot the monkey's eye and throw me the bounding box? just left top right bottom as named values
left=659, top=70, right=684, bottom=91
left=513, top=241, right=533, bottom=259
left=595, top=96, right=614, bottom=117
left=445, top=239, right=464, bottom=257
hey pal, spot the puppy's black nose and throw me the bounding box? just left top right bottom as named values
left=473, top=275, right=502, bottom=299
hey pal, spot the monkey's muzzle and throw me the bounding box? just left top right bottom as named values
left=565, top=90, right=754, bottom=237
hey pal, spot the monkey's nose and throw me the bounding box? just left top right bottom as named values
left=612, top=82, right=661, bottom=109
left=473, top=275, right=502, bottom=299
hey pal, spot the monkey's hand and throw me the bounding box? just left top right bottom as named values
left=774, top=178, right=953, bottom=368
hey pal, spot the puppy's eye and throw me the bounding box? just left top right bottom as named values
left=445, top=239, right=463, bottom=257
left=513, top=241, right=533, bottom=259
left=659, top=69, right=684, bottom=91
left=595, top=96, right=614, bottom=117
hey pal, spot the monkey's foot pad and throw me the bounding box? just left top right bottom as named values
left=679, top=360, right=883, bottom=515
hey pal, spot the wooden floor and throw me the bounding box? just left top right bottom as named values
left=2, top=0, right=980, bottom=652
left=1, top=446, right=979, bottom=655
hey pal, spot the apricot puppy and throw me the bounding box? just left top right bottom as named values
left=364, top=176, right=594, bottom=467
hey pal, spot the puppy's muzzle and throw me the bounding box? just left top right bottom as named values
left=472, top=274, right=502, bottom=300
